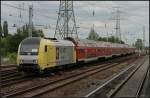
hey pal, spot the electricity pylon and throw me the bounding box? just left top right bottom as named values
left=54, top=0, right=78, bottom=39
left=112, top=7, right=122, bottom=41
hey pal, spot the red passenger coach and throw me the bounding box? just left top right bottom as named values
left=75, top=39, right=99, bottom=62
left=65, top=37, right=135, bottom=63
left=75, top=41, right=86, bottom=61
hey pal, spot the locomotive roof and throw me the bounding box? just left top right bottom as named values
left=21, top=37, right=74, bottom=47
left=43, top=37, right=134, bottom=48
left=21, top=37, right=41, bottom=45
left=21, top=37, right=134, bottom=48
left=47, top=39, right=75, bottom=46
left=71, top=38, right=134, bottom=48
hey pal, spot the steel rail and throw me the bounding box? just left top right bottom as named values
left=85, top=57, right=146, bottom=98
left=1, top=70, right=18, bottom=77
left=1, top=68, right=17, bottom=75
left=1, top=78, right=29, bottom=87
left=1, top=73, right=22, bottom=79
left=0, top=64, right=17, bottom=68
left=108, top=57, right=147, bottom=97
left=135, top=64, right=149, bottom=97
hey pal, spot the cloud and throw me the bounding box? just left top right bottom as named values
left=1, top=1, right=149, bottom=46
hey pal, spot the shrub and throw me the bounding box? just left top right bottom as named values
left=7, top=53, right=17, bottom=64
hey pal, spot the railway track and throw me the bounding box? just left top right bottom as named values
left=1, top=70, right=35, bottom=87
left=85, top=56, right=148, bottom=98
left=1, top=64, right=18, bottom=77
left=136, top=65, right=149, bottom=97
left=1, top=75, right=26, bottom=86
left=1, top=69, right=18, bottom=76
left=0, top=64, right=17, bottom=69
left=0, top=65, right=26, bottom=87
left=108, top=57, right=148, bottom=97
left=0, top=72, right=26, bottom=87
left=2, top=55, right=138, bottom=97
left=0, top=54, right=136, bottom=88
left=1, top=72, right=22, bottom=80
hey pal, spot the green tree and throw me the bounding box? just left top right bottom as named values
left=1, top=24, right=45, bottom=57
left=32, top=26, right=44, bottom=37
left=120, top=40, right=125, bottom=44
left=114, top=37, right=120, bottom=43
left=108, top=36, right=116, bottom=43
left=17, top=24, right=44, bottom=38
left=135, top=39, right=143, bottom=50
left=98, top=36, right=103, bottom=41
left=3, top=21, right=8, bottom=37
left=102, top=37, right=107, bottom=42
left=97, top=36, right=125, bottom=44
left=1, top=23, right=45, bottom=64
left=0, top=24, right=3, bottom=37
left=1, top=37, right=8, bottom=56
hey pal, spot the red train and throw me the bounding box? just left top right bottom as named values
left=66, top=37, right=135, bottom=62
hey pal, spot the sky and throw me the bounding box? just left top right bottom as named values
left=1, top=1, right=149, bottom=46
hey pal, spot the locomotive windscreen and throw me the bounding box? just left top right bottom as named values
left=20, top=37, right=41, bottom=55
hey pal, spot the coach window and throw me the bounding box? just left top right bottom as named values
left=80, top=49, right=84, bottom=53
left=45, top=45, right=47, bottom=52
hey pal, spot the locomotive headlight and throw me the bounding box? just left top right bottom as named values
left=33, top=60, right=38, bottom=64
left=20, top=60, right=23, bottom=64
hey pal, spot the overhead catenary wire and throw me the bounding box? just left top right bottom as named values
left=1, top=3, right=57, bottom=23
left=1, top=2, right=119, bottom=31
left=1, top=3, right=57, bottom=20
left=1, top=3, right=57, bottom=30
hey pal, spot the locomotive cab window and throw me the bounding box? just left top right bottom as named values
left=20, top=37, right=40, bottom=55
left=45, top=45, right=47, bottom=52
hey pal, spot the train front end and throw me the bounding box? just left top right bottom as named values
left=17, top=37, right=41, bottom=73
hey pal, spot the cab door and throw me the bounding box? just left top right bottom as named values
left=47, top=45, right=51, bottom=65
left=47, top=45, right=56, bottom=68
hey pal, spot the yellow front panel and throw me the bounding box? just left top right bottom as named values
left=47, top=45, right=56, bottom=67
left=38, top=39, right=56, bottom=70
left=17, top=44, right=21, bottom=65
